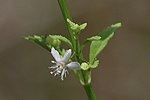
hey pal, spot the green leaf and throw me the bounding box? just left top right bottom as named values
left=81, top=36, right=101, bottom=50
left=25, top=35, right=50, bottom=51
left=87, top=36, right=101, bottom=41
left=99, top=23, right=122, bottom=40
left=90, top=60, right=99, bottom=69
left=67, top=19, right=78, bottom=30
left=25, top=35, right=72, bottom=52
left=47, top=35, right=72, bottom=47
left=67, top=19, right=87, bottom=34
left=89, top=23, right=122, bottom=64
left=79, top=23, right=87, bottom=30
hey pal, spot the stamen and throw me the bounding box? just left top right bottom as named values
left=51, top=61, right=56, bottom=63
left=48, top=65, right=58, bottom=69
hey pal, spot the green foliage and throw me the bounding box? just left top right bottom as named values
left=87, top=36, right=101, bottom=41
left=47, top=35, right=72, bottom=48
left=46, top=36, right=61, bottom=48
left=99, top=23, right=122, bottom=40
left=81, top=36, right=101, bottom=50
left=67, top=19, right=87, bottom=34
left=25, top=0, right=122, bottom=99
left=81, top=60, right=99, bottom=70
left=25, top=35, right=50, bottom=51
left=89, top=23, right=122, bottom=64
left=25, top=34, right=72, bottom=51
left=90, top=60, right=99, bottom=69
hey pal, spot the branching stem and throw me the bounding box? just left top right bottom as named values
left=57, top=0, right=97, bottom=100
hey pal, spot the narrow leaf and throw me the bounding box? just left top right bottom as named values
left=89, top=23, right=122, bottom=64
left=87, top=36, right=101, bottom=41
left=25, top=35, right=50, bottom=51
left=99, top=23, right=122, bottom=40
left=79, top=23, right=87, bottom=30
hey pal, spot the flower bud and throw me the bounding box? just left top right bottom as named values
left=46, top=36, right=61, bottom=47
left=52, top=39, right=61, bottom=47
left=81, top=62, right=90, bottom=70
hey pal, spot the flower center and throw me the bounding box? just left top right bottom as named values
left=58, top=61, right=65, bottom=69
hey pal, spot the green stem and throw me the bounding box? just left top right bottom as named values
left=57, top=0, right=97, bottom=100
left=83, top=83, right=97, bottom=100
left=57, top=0, right=75, bottom=48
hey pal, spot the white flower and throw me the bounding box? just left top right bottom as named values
left=49, top=47, right=80, bottom=80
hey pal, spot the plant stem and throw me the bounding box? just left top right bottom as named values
left=57, top=0, right=97, bottom=100
left=57, top=0, right=75, bottom=48
left=83, top=83, right=97, bottom=100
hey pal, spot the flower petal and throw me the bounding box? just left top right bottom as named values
left=51, top=47, right=60, bottom=62
left=62, top=49, right=72, bottom=63
left=66, top=62, right=81, bottom=70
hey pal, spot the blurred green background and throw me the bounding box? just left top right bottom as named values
left=0, top=0, right=150, bottom=100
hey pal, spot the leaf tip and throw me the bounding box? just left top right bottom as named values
left=80, top=23, right=87, bottom=30
left=112, top=22, right=122, bottom=28
left=24, top=36, right=31, bottom=40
